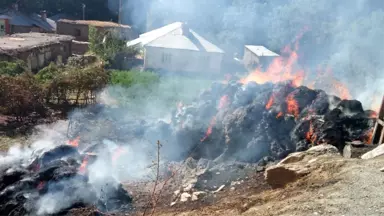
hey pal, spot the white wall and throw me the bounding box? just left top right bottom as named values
left=243, top=47, right=260, bottom=70
left=143, top=46, right=223, bottom=73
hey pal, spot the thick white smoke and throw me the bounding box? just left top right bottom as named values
left=111, top=0, right=384, bottom=110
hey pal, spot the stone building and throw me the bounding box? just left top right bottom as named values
left=0, top=5, right=56, bottom=35
left=0, top=33, right=74, bottom=72
left=57, top=19, right=138, bottom=42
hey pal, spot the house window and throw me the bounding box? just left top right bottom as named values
left=162, top=53, right=172, bottom=64
left=74, top=28, right=81, bottom=36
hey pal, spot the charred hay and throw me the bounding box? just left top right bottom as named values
left=0, top=144, right=132, bottom=215
left=66, top=80, right=374, bottom=164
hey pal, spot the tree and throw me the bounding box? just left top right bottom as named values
left=88, top=26, right=139, bottom=66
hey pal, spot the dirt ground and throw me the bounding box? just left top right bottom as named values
left=136, top=154, right=384, bottom=216
left=65, top=148, right=384, bottom=216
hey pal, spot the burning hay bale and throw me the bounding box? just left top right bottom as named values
left=171, top=80, right=375, bottom=164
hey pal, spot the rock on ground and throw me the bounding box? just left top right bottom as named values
left=361, top=144, right=384, bottom=159
left=265, top=144, right=339, bottom=188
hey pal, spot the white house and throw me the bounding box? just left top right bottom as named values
left=243, top=45, right=279, bottom=70
left=127, top=22, right=224, bottom=73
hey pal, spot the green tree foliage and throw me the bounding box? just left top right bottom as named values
left=35, top=62, right=62, bottom=82
left=0, top=61, right=27, bottom=77
left=88, top=26, right=139, bottom=66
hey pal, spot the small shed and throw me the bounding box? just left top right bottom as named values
left=243, top=45, right=279, bottom=70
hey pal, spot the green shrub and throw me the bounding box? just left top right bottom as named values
left=35, top=62, right=62, bottom=82
left=0, top=60, right=26, bottom=76
left=109, top=70, right=160, bottom=88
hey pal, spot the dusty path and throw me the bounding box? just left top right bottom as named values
left=153, top=153, right=384, bottom=216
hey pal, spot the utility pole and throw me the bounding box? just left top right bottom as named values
left=118, top=0, right=122, bottom=24
left=82, top=3, right=86, bottom=20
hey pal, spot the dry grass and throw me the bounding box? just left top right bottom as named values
left=0, top=135, right=27, bottom=151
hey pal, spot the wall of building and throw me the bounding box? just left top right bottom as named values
left=72, top=41, right=89, bottom=55
left=10, top=25, right=51, bottom=34
left=0, top=19, right=10, bottom=36
left=0, top=54, right=11, bottom=61
left=57, top=22, right=138, bottom=42
left=143, top=46, right=223, bottom=73
left=16, top=41, right=72, bottom=72
left=243, top=47, right=278, bottom=71
left=243, top=47, right=260, bottom=70
left=57, top=22, right=89, bottom=41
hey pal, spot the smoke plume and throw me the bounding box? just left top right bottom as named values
left=112, top=0, right=384, bottom=110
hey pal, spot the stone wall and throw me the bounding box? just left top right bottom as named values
left=15, top=41, right=72, bottom=72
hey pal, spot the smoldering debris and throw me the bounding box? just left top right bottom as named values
left=0, top=143, right=132, bottom=216
left=0, top=78, right=375, bottom=215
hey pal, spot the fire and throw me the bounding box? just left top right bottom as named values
left=369, top=112, right=378, bottom=119
left=286, top=93, right=299, bottom=118
left=112, top=146, right=126, bottom=163
left=370, top=94, right=382, bottom=113
left=218, top=95, right=230, bottom=109
left=239, top=28, right=355, bottom=101
left=67, top=136, right=80, bottom=147
left=266, top=94, right=275, bottom=110
left=78, top=155, right=89, bottom=175
left=276, top=112, right=283, bottom=118
left=306, top=121, right=317, bottom=144
left=201, top=117, right=216, bottom=142
left=363, top=128, right=374, bottom=144
left=240, top=35, right=305, bottom=87
left=332, top=80, right=351, bottom=100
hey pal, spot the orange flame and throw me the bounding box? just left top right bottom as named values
left=332, top=80, right=351, bottom=100
left=67, top=136, right=80, bottom=147
left=363, top=128, right=374, bottom=144
left=112, top=147, right=126, bottom=163
left=240, top=35, right=305, bottom=87
left=369, top=112, right=378, bottom=119
left=266, top=94, right=275, bottom=110
left=239, top=28, right=355, bottom=101
left=201, top=117, right=216, bottom=142
left=218, top=95, right=230, bottom=109
left=306, top=121, right=317, bottom=144
left=286, top=93, right=299, bottom=118
left=79, top=155, right=89, bottom=175
left=276, top=112, right=283, bottom=118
